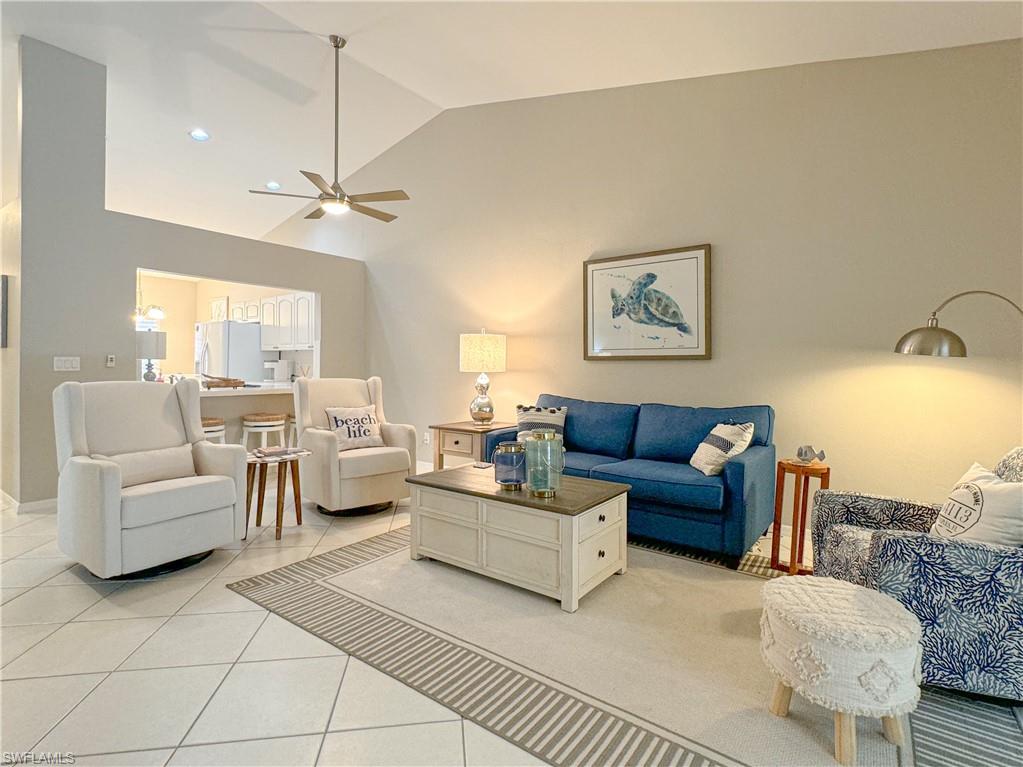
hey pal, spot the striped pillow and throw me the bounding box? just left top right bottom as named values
left=690, top=422, right=755, bottom=476
left=516, top=405, right=567, bottom=443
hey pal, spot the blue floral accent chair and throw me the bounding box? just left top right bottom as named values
left=812, top=489, right=1023, bottom=700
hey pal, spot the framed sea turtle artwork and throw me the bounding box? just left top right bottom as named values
left=584, top=244, right=711, bottom=360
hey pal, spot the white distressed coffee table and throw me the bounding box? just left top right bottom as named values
left=406, top=465, right=630, bottom=612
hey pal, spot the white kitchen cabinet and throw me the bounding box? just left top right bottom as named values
left=257, top=292, right=315, bottom=351
left=293, top=292, right=314, bottom=349
left=276, top=294, right=295, bottom=349
left=244, top=300, right=260, bottom=321
left=229, top=303, right=245, bottom=321
left=260, top=297, right=278, bottom=350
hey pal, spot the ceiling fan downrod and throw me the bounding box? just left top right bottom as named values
left=329, top=34, right=346, bottom=191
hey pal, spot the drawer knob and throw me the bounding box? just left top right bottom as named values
left=453, top=439, right=460, bottom=445
left=598, top=514, right=606, bottom=522
left=598, top=549, right=606, bottom=558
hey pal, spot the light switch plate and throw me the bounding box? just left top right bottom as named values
left=105, top=354, right=116, bottom=368
left=423, top=432, right=431, bottom=445
left=53, top=356, right=80, bottom=372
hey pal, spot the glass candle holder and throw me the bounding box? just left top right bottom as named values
left=493, top=441, right=526, bottom=490
left=525, top=428, right=565, bottom=498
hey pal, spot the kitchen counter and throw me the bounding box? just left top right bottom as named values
left=198, top=382, right=294, bottom=398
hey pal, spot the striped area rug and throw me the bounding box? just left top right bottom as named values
left=230, top=527, right=739, bottom=767
left=229, top=527, right=1022, bottom=767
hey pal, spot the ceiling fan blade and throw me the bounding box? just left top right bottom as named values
left=300, top=170, right=335, bottom=196
left=249, top=190, right=319, bottom=200
left=347, top=190, right=410, bottom=203
left=349, top=202, right=397, bottom=223
left=305, top=206, right=326, bottom=220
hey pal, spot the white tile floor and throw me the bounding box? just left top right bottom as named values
left=0, top=494, right=543, bottom=766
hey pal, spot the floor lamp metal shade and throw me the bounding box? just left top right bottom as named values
left=894, top=290, right=1023, bottom=358
left=136, top=330, right=167, bottom=381
left=459, top=330, right=507, bottom=424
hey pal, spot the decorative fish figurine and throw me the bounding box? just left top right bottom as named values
left=796, top=445, right=826, bottom=463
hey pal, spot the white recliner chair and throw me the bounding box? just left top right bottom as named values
left=52, top=379, right=247, bottom=578
left=294, top=377, right=416, bottom=512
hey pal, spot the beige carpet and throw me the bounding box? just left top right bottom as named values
left=317, top=540, right=904, bottom=767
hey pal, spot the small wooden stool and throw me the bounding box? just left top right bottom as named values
left=772, top=459, right=830, bottom=574
left=245, top=449, right=311, bottom=540
left=761, top=577, right=921, bottom=766
left=201, top=416, right=226, bottom=444
left=241, top=412, right=287, bottom=450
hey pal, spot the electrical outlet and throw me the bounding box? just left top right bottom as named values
left=423, top=432, right=431, bottom=445
left=105, top=354, right=116, bottom=368
left=53, top=356, right=80, bottom=372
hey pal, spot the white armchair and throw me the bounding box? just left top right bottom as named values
left=52, top=379, right=246, bottom=578
left=294, top=377, right=416, bottom=512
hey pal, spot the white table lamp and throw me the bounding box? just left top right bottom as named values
left=459, top=329, right=507, bottom=424
left=136, top=330, right=167, bottom=382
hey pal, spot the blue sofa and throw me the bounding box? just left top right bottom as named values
left=484, top=394, right=776, bottom=560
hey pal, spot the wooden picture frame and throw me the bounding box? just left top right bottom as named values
left=584, top=244, right=711, bottom=360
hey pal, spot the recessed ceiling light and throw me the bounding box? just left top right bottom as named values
left=265, top=181, right=281, bottom=191
left=189, top=128, right=210, bottom=142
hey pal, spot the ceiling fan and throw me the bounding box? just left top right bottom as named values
left=249, top=34, right=409, bottom=223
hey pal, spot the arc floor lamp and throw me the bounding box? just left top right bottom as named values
left=895, top=290, right=1023, bottom=357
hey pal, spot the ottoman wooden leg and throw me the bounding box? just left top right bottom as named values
left=834, top=712, right=856, bottom=766
left=768, top=680, right=793, bottom=717
left=882, top=715, right=904, bottom=746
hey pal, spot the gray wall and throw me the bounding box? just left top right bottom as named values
left=8, top=38, right=367, bottom=503
left=267, top=40, right=1023, bottom=501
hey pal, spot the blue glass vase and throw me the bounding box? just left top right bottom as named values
left=493, top=441, right=526, bottom=490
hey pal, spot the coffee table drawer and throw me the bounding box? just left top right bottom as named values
left=483, top=530, right=560, bottom=592
left=484, top=503, right=560, bottom=543
left=578, top=499, right=622, bottom=542
left=417, top=513, right=480, bottom=567
left=417, top=488, right=480, bottom=522
left=578, top=523, right=622, bottom=584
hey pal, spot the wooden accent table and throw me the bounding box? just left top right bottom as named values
left=245, top=449, right=311, bottom=540
left=771, top=459, right=831, bottom=575
left=407, top=465, right=631, bottom=612
left=428, top=421, right=515, bottom=469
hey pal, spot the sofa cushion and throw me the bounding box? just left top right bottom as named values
left=633, top=404, right=774, bottom=463
left=536, top=394, right=638, bottom=459
left=121, top=475, right=236, bottom=529
left=93, top=444, right=195, bottom=488
left=564, top=451, right=618, bottom=478
left=590, top=459, right=725, bottom=510
left=338, top=446, right=410, bottom=480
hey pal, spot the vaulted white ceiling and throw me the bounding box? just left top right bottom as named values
left=3, top=1, right=1020, bottom=241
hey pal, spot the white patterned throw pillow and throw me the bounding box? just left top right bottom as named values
left=690, top=422, right=755, bottom=476
left=326, top=405, right=385, bottom=451
left=516, top=405, right=567, bottom=443
left=931, top=463, right=1023, bottom=547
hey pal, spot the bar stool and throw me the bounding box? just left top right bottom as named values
left=240, top=412, right=287, bottom=450
left=201, top=416, right=226, bottom=444
left=287, top=414, right=298, bottom=447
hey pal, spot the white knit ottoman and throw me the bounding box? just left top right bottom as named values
left=760, top=576, right=922, bottom=766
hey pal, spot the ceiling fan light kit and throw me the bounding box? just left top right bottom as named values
left=248, top=34, right=409, bottom=223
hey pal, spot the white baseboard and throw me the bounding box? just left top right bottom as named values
left=415, top=460, right=433, bottom=475
left=13, top=497, right=57, bottom=514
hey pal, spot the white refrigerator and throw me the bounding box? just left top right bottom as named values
left=195, top=321, right=264, bottom=382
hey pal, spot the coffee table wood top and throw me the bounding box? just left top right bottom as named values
left=407, top=465, right=630, bottom=517
left=428, top=421, right=516, bottom=434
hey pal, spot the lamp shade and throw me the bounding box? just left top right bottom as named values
left=894, top=318, right=966, bottom=357
left=135, top=330, right=167, bottom=360
left=459, top=331, right=506, bottom=373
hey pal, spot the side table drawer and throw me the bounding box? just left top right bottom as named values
left=578, top=523, right=622, bottom=585
left=578, top=498, right=623, bottom=542
left=441, top=431, right=473, bottom=456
